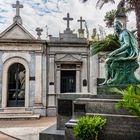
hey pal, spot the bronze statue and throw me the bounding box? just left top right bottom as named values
left=102, top=20, right=139, bottom=85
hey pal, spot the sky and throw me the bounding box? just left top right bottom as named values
left=0, top=0, right=136, bottom=39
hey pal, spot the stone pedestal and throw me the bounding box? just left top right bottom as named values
left=39, top=93, right=93, bottom=140
left=65, top=97, right=140, bottom=140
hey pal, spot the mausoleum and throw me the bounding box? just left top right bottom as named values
left=0, top=1, right=91, bottom=118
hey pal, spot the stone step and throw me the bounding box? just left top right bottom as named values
left=73, top=98, right=130, bottom=116
left=39, top=124, right=65, bottom=140
left=2, top=107, right=26, bottom=111
left=0, top=111, right=33, bottom=114
left=0, top=107, right=40, bottom=119
left=0, top=114, right=40, bottom=119
left=86, top=113, right=138, bottom=118
left=0, top=113, right=34, bottom=116
left=0, top=131, right=19, bottom=140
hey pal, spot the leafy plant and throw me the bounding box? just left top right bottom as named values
left=90, top=34, right=120, bottom=55
left=112, top=85, right=140, bottom=119
left=74, top=115, right=106, bottom=140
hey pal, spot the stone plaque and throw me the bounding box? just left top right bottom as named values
left=49, top=82, right=54, bottom=85
left=83, top=79, right=87, bottom=86
left=29, top=77, right=35, bottom=81
left=58, top=99, right=72, bottom=116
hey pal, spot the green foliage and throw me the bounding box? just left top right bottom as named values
left=112, top=85, right=140, bottom=119
left=74, top=116, right=106, bottom=140
left=104, top=9, right=116, bottom=27
left=90, top=34, right=120, bottom=55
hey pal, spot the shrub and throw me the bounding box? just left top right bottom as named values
left=112, top=85, right=140, bottom=120
left=74, top=115, right=106, bottom=140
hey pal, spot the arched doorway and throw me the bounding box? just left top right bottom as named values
left=7, top=63, right=25, bottom=107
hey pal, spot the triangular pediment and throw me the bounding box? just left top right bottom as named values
left=56, top=54, right=81, bottom=62
left=0, top=22, right=35, bottom=40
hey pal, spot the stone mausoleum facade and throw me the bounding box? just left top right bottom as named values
left=0, top=1, right=94, bottom=117
left=0, top=1, right=139, bottom=118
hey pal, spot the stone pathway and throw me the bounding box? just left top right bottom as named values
left=0, top=117, right=56, bottom=140
left=0, top=131, right=19, bottom=140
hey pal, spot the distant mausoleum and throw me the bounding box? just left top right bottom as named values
left=0, top=1, right=93, bottom=117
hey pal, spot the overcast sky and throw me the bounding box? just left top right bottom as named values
left=0, top=0, right=136, bottom=39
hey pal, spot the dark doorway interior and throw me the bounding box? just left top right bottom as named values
left=61, top=70, right=76, bottom=93
left=7, top=63, right=25, bottom=107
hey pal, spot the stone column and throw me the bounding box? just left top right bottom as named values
left=42, top=52, right=47, bottom=107
left=81, top=54, right=88, bottom=92
left=48, top=54, right=55, bottom=94
left=35, top=52, right=42, bottom=106
left=0, top=52, right=3, bottom=108
left=90, top=54, right=99, bottom=94
left=76, top=64, right=81, bottom=92
left=99, top=52, right=106, bottom=78
left=56, top=64, right=61, bottom=94
left=28, top=51, right=35, bottom=107
left=47, top=54, right=56, bottom=116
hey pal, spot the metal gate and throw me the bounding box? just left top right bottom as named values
left=7, top=63, right=25, bottom=107
left=61, top=70, right=76, bottom=93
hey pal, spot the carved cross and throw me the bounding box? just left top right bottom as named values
left=77, top=17, right=85, bottom=30
left=63, top=13, right=73, bottom=30
left=12, top=1, right=23, bottom=17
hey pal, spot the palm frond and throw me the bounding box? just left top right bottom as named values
left=109, top=87, right=126, bottom=95
left=96, top=0, right=115, bottom=9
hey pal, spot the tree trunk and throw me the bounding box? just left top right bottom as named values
left=135, top=1, right=140, bottom=48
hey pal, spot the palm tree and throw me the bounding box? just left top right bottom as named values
left=82, top=0, right=140, bottom=47
left=104, top=9, right=117, bottom=27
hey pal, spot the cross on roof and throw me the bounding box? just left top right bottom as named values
left=63, top=13, right=73, bottom=30
left=77, top=17, right=85, bottom=30
left=12, top=1, right=23, bottom=17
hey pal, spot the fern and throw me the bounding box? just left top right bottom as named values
left=112, top=85, right=140, bottom=120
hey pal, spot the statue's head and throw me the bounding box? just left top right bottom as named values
left=114, top=20, right=123, bottom=34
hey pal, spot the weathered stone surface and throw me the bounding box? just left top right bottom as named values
left=65, top=115, right=140, bottom=140
left=57, top=93, right=93, bottom=130
left=57, top=99, right=72, bottom=130
left=39, top=124, right=64, bottom=140
left=73, top=98, right=130, bottom=116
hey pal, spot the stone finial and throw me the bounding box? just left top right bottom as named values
left=12, top=1, right=23, bottom=24
left=77, top=16, right=85, bottom=38
left=91, top=28, right=96, bottom=38
left=36, top=28, right=43, bottom=39
left=63, top=13, right=73, bottom=31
